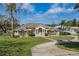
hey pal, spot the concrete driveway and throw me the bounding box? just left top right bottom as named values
left=32, top=41, right=79, bottom=56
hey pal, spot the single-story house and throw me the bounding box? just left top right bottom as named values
left=14, top=23, right=50, bottom=37
left=54, top=25, right=79, bottom=35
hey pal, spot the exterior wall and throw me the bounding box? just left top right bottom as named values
left=14, top=26, right=49, bottom=37
left=14, top=31, right=20, bottom=36
left=14, top=31, right=28, bottom=37
left=35, top=26, right=47, bottom=37
left=55, top=32, right=60, bottom=36
left=24, top=32, right=28, bottom=37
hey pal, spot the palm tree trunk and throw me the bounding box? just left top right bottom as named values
left=10, top=13, right=14, bottom=37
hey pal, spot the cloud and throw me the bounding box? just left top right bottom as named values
left=46, top=7, right=75, bottom=14
left=25, top=11, right=58, bottom=24
left=21, top=3, right=76, bottom=24
left=51, top=3, right=60, bottom=8
left=45, top=7, right=63, bottom=14
left=21, top=3, right=35, bottom=12
left=45, top=4, right=75, bottom=14
left=67, top=7, right=75, bottom=12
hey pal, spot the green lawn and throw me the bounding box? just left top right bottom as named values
left=48, top=35, right=75, bottom=40
left=0, top=36, right=50, bottom=56
left=58, top=42, right=79, bottom=52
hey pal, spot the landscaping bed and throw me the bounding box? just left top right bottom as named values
left=58, top=41, right=79, bottom=52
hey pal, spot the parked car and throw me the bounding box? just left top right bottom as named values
left=60, top=31, right=71, bottom=35
left=63, top=32, right=71, bottom=35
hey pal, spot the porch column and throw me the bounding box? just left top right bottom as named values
left=43, top=29, right=45, bottom=37
left=45, top=29, right=46, bottom=33
left=35, top=29, right=37, bottom=36
left=35, top=29, right=38, bottom=36
left=42, top=29, right=43, bottom=36
left=37, top=29, right=38, bottom=36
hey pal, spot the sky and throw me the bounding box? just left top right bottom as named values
left=0, top=3, right=79, bottom=24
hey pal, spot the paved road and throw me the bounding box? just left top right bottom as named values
left=32, top=41, right=79, bottom=56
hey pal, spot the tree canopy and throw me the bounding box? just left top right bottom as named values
left=60, top=19, right=79, bottom=27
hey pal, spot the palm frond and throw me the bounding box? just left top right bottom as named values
left=74, top=3, right=79, bottom=9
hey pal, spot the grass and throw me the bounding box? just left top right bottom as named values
left=58, top=42, right=79, bottom=52
left=0, top=36, right=50, bottom=56
left=48, top=35, right=75, bottom=40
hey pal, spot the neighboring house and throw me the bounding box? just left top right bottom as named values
left=54, top=25, right=79, bottom=35
left=69, top=27, right=79, bottom=35
left=14, top=23, right=50, bottom=37
left=70, top=27, right=79, bottom=31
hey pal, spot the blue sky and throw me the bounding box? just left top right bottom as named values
left=0, top=3, right=79, bottom=24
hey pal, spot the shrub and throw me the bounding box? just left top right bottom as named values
left=76, top=31, right=79, bottom=40
left=77, top=31, right=79, bottom=34
left=0, top=33, right=3, bottom=35
left=14, top=35, right=19, bottom=38
left=60, top=32, right=71, bottom=35
left=60, top=32, right=64, bottom=35
left=45, top=33, right=48, bottom=36
left=28, top=30, right=35, bottom=36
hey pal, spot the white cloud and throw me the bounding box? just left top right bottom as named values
left=21, top=3, right=35, bottom=12
left=25, top=12, right=58, bottom=24
left=46, top=7, right=75, bottom=14
left=67, top=7, right=75, bottom=12
left=45, top=4, right=75, bottom=14
left=21, top=3, right=76, bottom=24
left=46, top=7, right=63, bottom=14
left=51, top=3, right=60, bottom=8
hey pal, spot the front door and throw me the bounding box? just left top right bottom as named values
left=38, top=28, right=42, bottom=36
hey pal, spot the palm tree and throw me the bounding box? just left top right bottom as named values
left=72, top=19, right=76, bottom=26
left=60, top=20, right=65, bottom=29
left=5, top=3, right=17, bottom=37
left=74, top=3, right=79, bottom=9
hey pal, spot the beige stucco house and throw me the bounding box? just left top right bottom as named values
left=35, top=25, right=49, bottom=37
left=14, top=23, right=50, bottom=37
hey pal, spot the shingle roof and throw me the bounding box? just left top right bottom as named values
left=15, top=23, right=50, bottom=31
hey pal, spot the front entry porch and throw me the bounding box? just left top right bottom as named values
left=35, top=26, right=48, bottom=37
